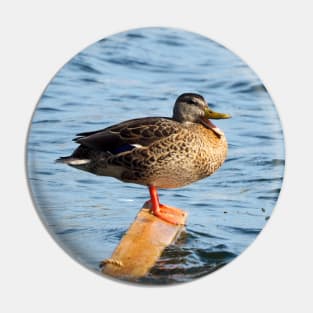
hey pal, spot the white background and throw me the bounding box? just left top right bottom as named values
left=1, top=1, right=312, bottom=312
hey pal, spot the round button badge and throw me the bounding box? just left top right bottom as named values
left=27, top=27, right=285, bottom=285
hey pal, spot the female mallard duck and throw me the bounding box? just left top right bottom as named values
left=57, top=93, right=231, bottom=225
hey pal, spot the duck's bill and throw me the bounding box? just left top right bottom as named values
left=201, top=108, right=231, bottom=136
left=204, top=108, right=232, bottom=119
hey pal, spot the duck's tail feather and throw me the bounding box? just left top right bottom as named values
left=55, top=156, right=91, bottom=165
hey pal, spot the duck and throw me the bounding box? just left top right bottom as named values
left=56, top=93, right=231, bottom=225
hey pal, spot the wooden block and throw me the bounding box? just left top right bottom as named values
left=101, top=202, right=187, bottom=280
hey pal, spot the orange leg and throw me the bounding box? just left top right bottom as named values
left=148, top=186, right=186, bottom=225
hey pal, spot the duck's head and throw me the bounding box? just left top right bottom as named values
left=173, top=93, right=231, bottom=136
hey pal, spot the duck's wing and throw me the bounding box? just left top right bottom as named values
left=73, top=117, right=181, bottom=154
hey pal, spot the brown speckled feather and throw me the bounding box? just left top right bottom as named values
left=57, top=93, right=230, bottom=189
left=66, top=118, right=227, bottom=189
left=74, top=117, right=180, bottom=151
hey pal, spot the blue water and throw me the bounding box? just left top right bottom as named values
left=27, top=27, right=284, bottom=284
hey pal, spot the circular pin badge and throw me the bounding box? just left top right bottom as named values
left=27, top=27, right=285, bottom=285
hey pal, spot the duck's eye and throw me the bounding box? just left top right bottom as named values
left=187, top=99, right=196, bottom=105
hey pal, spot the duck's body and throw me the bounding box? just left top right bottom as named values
left=64, top=117, right=228, bottom=188
left=57, top=93, right=231, bottom=224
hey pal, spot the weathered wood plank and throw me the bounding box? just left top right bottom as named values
left=101, top=201, right=187, bottom=279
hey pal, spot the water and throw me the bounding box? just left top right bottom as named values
left=27, top=27, right=285, bottom=284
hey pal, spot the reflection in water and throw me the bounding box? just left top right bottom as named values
left=27, top=27, right=284, bottom=284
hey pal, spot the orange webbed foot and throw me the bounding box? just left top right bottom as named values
left=146, top=200, right=186, bottom=225
left=147, top=186, right=187, bottom=225
left=157, top=204, right=187, bottom=225
left=159, top=203, right=187, bottom=217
